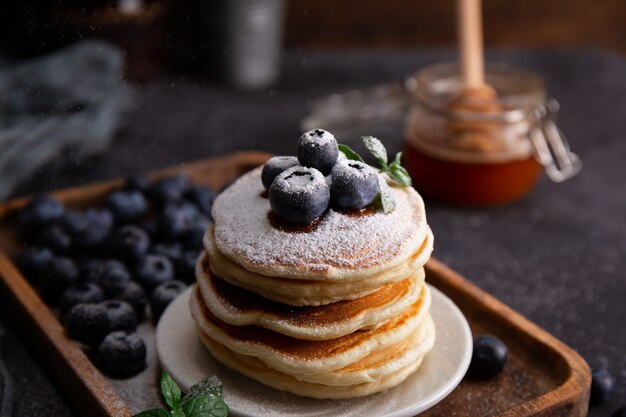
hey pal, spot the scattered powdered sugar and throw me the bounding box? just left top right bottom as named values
left=211, top=167, right=429, bottom=278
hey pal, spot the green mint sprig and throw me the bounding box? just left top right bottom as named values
left=135, top=372, right=229, bottom=417
left=338, top=136, right=412, bottom=214
left=339, top=136, right=412, bottom=187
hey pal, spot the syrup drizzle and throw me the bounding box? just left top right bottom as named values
left=267, top=206, right=375, bottom=233
left=267, top=211, right=324, bottom=233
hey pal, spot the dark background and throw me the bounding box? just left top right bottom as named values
left=0, top=0, right=625, bottom=78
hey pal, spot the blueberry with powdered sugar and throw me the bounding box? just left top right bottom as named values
left=107, top=225, right=151, bottom=262
left=261, top=156, right=300, bottom=190
left=151, top=280, right=187, bottom=320
left=269, top=166, right=330, bottom=224
left=297, top=129, right=339, bottom=175
left=60, top=282, right=105, bottom=314
left=330, top=160, right=380, bottom=210
left=109, top=281, right=148, bottom=319
left=63, top=303, right=111, bottom=346
left=98, top=331, right=146, bottom=376
left=100, top=300, right=138, bottom=332
left=84, top=259, right=131, bottom=296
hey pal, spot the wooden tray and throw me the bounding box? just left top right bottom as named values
left=0, top=152, right=590, bottom=417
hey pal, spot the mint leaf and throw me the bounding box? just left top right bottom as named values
left=133, top=409, right=170, bottom=417
left=338, top=144, right=364, bottom=162
left=171, top=411, right=187, bottom=417
left=160, top=372, right=182, bottom=411
left=378, top=175, right=396, bottom=213
left=362, top=136, right=388, bottom=168
left=392, top=151, right=403, bottom=166
left=182, top=375, right=224, bottom=404
left=182, top=395, right=229, bottom=417
left=387, top=164, right=412, bottom=186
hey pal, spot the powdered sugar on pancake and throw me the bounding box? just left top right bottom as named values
left=211, top=167, right=430, bottom=280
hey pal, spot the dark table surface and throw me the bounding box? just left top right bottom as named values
left=1, top=48, right=625, bottom=416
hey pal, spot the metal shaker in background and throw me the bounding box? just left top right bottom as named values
left=205, top=0, right=285, bottom=90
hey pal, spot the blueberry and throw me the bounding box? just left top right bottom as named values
left=18, top=195, right=65, bottom=231
left=151, top=280, right=187, bottom=320
left=297, top=129, right=339, bottom=175
left=60, top=282, right=105, bottom=314
left=98, top=331, right=146, bottom=377
left=152, top=242, right=183, bottom=262
left=63, top=303, right=111, bottom=346
left=80, top=208, right=114, bottom=248
left=40, top=256, right=80, bottom=303
left=590, top=367, right=615, bottom=405
left=18, top=247, right=53, bottom=284
left=148, top=175, right=192, bottom=206
left=175, top=250, right=199, bottom=283
left=269, top=166, right=330, bottom=224
left=135, top=254, right=174, bottom=290
left=99, top=300, right=137, bottom=332
left=330, top=160, right=380, bottom=210
left=109, top=281, right=147, bottom=319
left=261, top=156, right=300, bottom=190
left=106, top=190, right=148, bottom=224
left=108, top=225, right=151, bottom=263
left=77, top=257, right=103, bottom=278
left=125, top=173, right=151, bottom=193
left=61, top=209, right=113, bottom=250
left=61, top=210, right=89, bottom=237
left=159, top=202, right=200, bottom=240
left=470, top=335, right=508, bottom=378
left=84, top=260, right=131, bottom=295
left=613, top=406, right=626, bottom=417
left=185, top=185, right=217, bottom=216
left=139, top=219, right=159, bottom=239
left=37, top=224, right=71, bottom=254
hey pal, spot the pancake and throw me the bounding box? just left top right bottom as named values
left=190, top=153, right=437, bottom=399
left=211, top=167, right=430, bottom=281
left=196, top=262, right=428, bottom=340
left=189, top=285, right=431, bottom=376
left=202, top=227, right=433, bottom=306
left=197, top=316, right=434, bottom=398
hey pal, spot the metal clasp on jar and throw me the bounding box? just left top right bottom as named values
left=530, top=99, right=582, bottom=182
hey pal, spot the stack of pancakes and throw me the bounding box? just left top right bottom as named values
left=190, top=167, right=435, bottom=399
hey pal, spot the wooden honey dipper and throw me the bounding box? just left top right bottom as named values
left=449, top=0, right=503, bottom=154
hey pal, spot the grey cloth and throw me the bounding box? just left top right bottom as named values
left=0, top=41, right=134, bottom=199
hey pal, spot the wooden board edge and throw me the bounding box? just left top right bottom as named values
left=425, top=258, right=591, bottom=417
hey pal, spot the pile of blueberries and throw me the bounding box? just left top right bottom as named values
left=16, top=174, right=216, bottom=377
left=263, top=129, right=380, bottom=224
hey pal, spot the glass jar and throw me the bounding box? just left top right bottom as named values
left=404, top=62, right=581, bottom=205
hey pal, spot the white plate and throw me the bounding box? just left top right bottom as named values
left=156, top=285, right=472, bottom=417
